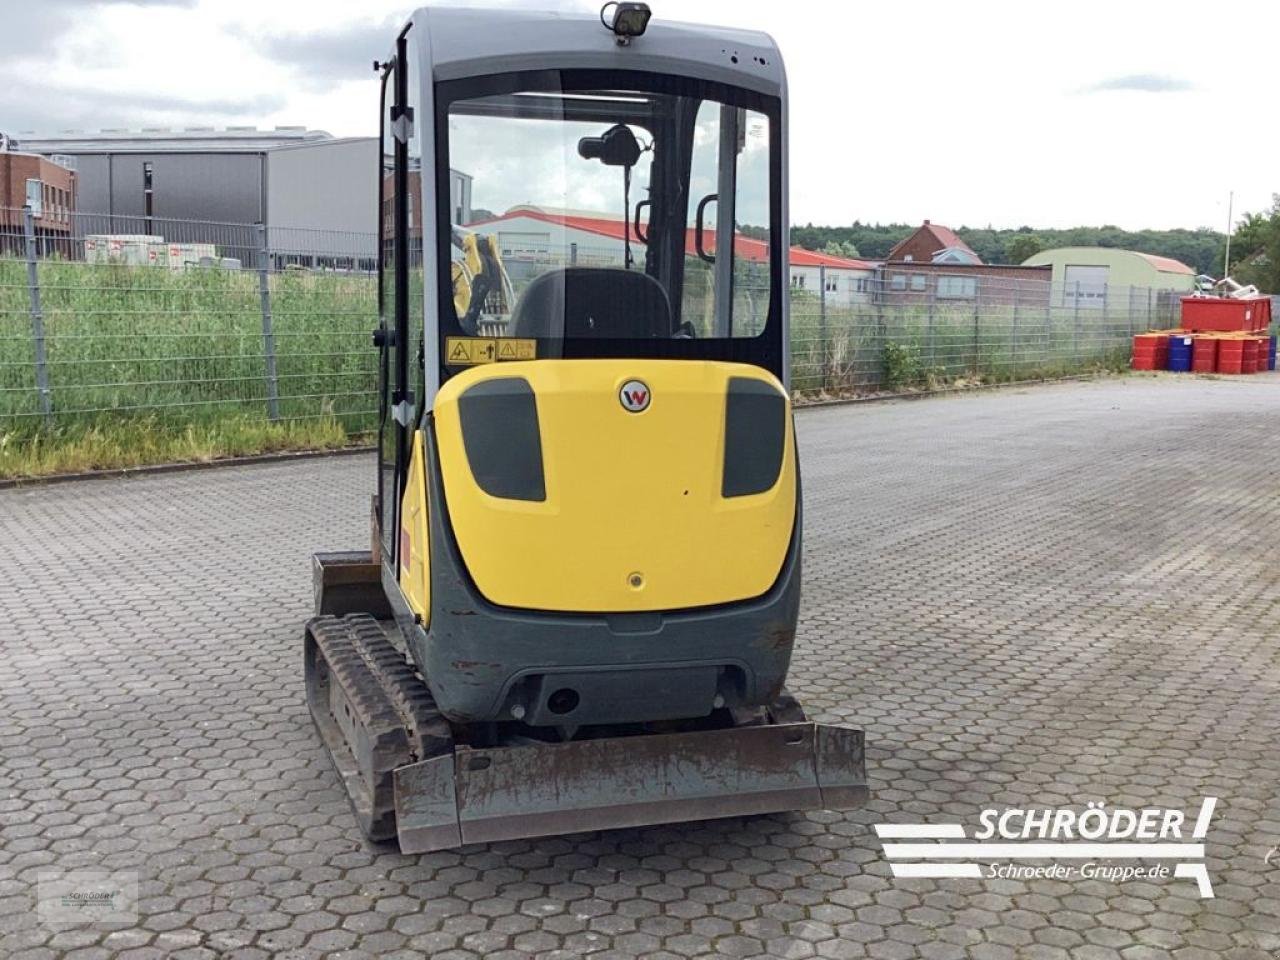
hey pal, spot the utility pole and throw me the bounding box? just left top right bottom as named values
left=1223, top=190, right=1234, bottom=279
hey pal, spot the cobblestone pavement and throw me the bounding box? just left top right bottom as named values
left=2, top=374, right=1279, bottom=960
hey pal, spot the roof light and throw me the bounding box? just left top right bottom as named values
left=600, top=2, right=651, bottom=44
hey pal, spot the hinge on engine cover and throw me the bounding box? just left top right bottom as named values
left=391, top=106, right=415, bottom=143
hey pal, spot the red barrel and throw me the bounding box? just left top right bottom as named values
left=1191, top=337, right=1217, bottom=373
left=1218, top=339, right=1245, bottom=374
left=1243, top=338, right=1260, bottom=373
left=1131, top=333, right=1169, bottom=371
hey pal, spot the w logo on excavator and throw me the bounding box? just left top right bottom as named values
left=619, top=380, right=651, bottom=413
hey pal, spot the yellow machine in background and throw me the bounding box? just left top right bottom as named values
left=450, top=230, right=512, bottom=333
left=304, top=2, right=868, bottom=853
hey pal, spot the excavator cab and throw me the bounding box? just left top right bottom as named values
left=306, top=4, right=867, bottom=852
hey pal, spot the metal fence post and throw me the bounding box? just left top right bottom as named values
left=926, top=282, right=936, bottom=371
left=873, top=279, right=886, bottom=393
left=23, top=206, right=53, bottom=426
left=1011, top=280, right=1020, bottom=367
left=973, top=283, right=981, bottom=376
left=818, top=265, right=828, bottom=389
left=1045, top=283, right=1054, bottom=361
left=1073, top=281, right=1081, bottom=362
left=255, top=222, right=281, bottom=421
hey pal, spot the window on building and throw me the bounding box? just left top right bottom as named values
left=855, top=277, right=870, bottom=294
left=824, top=275, right=838, bottom=292
left=910, top=274, right=926, bottom=291
left=143, top=161, right=154, bottom=227
left=937, top=275, right=977, bottom=299
left=891, top=273, right=906, bottom=291
left=791, top=274, right=805, bottom=288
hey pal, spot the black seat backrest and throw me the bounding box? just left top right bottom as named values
left=510, top=267, right=673, bottom=339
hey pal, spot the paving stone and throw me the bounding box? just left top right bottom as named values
left=1, top=378, right=1277, bottom=959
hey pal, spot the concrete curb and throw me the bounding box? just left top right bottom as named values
left=0, top=444, right=375, bottom=490
left=793, top=371, right=1120, bottom=410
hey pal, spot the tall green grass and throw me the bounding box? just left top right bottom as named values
left=0, top=258, right=376, bottom=476
left=789, top=296, right=1152, bottom=395
left=0, top=258, right=376, bottom=429
left=0, top=257, right=1158, bottom=477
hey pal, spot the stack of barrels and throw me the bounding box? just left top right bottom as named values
left=1131, top=295, right=1276, bottom=375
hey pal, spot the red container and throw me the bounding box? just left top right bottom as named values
left=1191, top=337, right=1217, bottom=372
left=1131, top=333, right=1169, bottom=371
left=1217, top=339, right=1244, bottom=374
left=1243, top=338, right=1260, bottom=373
left=1181, top=296, right=1270, bottom=332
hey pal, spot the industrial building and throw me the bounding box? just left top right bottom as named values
left=13, top=127, right=340, bottom=223
left=1022, top=247, right=1197, bottom=306
left=14, top=128, right=478, bottom=268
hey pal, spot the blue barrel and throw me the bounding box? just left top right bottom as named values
left=1269, top=335, right=1277, bottom=371
left=1167, top=335, right=1194, bottom=372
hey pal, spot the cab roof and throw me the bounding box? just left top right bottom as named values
left=408, top=5, right=785, bottom=98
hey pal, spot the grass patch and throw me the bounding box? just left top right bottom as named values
left=0, top=257, right=377, bottom=428
left=0, top=414, right=359, bottom=480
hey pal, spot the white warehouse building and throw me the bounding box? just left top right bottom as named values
left=467, top=205, right=875, bottom=305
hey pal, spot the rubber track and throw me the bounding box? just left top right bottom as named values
left=342, top=615, right=453, bottom=762
left=306, top=614, right=452, bottom=843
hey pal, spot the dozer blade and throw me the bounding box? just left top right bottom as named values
left=395, top=721, right=867, bottom=853
left=306, top=613, right=867, bottom=854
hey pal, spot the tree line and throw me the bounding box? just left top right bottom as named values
left=780, top=222, right=1230, bottom=276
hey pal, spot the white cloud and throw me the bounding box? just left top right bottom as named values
left=2, top=0, right=1275, bottom=231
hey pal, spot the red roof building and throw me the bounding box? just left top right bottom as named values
left=469, top=206, right=875, bottom=271
left=887, top=220, right=980, bottom=265
left=468, top=206, right=878, bottom=304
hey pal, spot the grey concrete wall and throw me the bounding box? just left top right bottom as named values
left=112, top=153, right=263, bottom=222
left=266, top=138, right=377, bottom=258
left=59, top=151, right=264, bottom=223
left=68, top=155, right=111, bottom=214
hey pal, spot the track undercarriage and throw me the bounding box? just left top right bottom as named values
left=305, top=552, right=868, bottom=853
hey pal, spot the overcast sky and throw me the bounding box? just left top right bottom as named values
left=3, top=0, right=1274, bottom=232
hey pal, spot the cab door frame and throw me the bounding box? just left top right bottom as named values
left=375, top=27, right=413, bottom=569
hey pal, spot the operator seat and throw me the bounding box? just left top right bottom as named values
left=510, top=267, right=673, bottom=339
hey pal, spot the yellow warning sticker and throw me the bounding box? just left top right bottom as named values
left=445, top=337, right=496, bottom=365
left=495, top=338, right=537, bottom=361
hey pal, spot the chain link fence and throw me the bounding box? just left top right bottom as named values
left=0, top=207, right=376, bottom=436
left=789, top=268, right=1182, bottom=396
left=1, top=206, right=1184, bottom=440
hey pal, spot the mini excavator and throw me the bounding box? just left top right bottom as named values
left=305, top=2, right=868, bottom=851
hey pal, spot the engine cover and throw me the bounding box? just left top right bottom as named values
left=432, top=359, right=796, bottom=613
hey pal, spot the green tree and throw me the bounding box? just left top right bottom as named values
left=822, top=239, right=861, bottom=259
left=1004, top=234, right=1043, bottom=264
left=1229, top=195, right=1280, bottom=293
